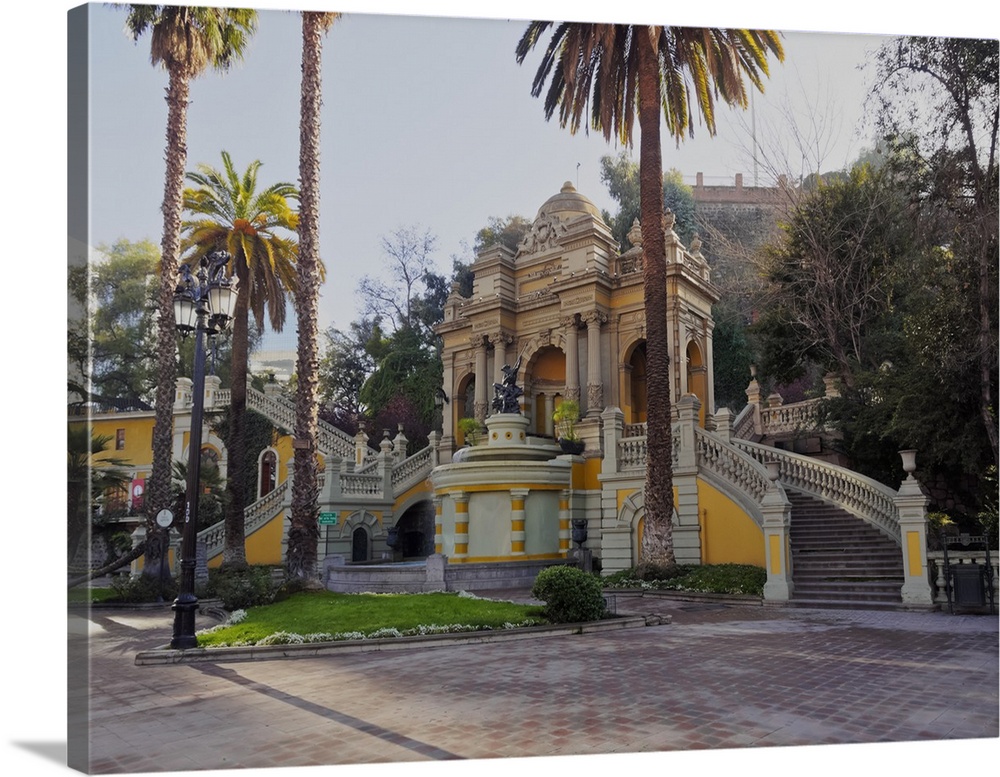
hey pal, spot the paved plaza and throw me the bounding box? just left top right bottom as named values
left=70, top=594, right=998, bottom=774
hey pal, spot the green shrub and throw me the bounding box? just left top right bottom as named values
left=633, top=561, right=688, bottom=581
left=531, top=565, right=606, bottom=623
left=673, top=564, right=766, bottom=596
left=201, top=565, right=277, bottom=610
left=602, top=563, right=766, bottom=596
left=110, top=573, right=177, bottom=603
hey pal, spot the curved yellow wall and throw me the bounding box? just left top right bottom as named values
left=697, top=480, right=764, bottom=566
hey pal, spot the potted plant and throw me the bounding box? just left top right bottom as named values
left=457, top=417, right=482, bottom=447
left=553, top=400, right=585, bottom=455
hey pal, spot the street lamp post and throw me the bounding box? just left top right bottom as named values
left=171, top=250, right=238, bottom=650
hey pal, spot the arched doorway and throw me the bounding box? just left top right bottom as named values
left=455, top=373, right=476, bottom=445
left=394, top=501, right=435, bottom=559
left=527, top=345, right=566, bottom=436
left=351, top=526, right=370, bottom=562
left=625, top=340, right=648, bottom=425
left=686, top=340, right=708, bottom=427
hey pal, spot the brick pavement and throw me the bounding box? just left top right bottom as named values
left=71, top=594, right=998, bottom=774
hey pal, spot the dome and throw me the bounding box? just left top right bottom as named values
left=535, top=181, right=603, bottom=221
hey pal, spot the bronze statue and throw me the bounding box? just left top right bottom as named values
left=491, top=355, right=523, bottom=415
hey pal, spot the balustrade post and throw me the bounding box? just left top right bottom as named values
left=761, top=463, right=794, bottom=601
left=675, top=394, right=699, bottom=469
left=894, top=450, right=934, bottom=607
left=601, top=406, right=624, bottom=476
left=713, top=407, right=732, bottom=442
left=322, top=457, right=341, bottom=502
left=673, top=394, right=702, bottom=564
left=745, top=368, right=763, bottom=438
left=428, top=431, right=440, bottom=467
left=392, top=423, right=408, bottom=462
left=354, top=427, right=369, bottom=467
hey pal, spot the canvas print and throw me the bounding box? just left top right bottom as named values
left=64, top=1, right=997, bottom=775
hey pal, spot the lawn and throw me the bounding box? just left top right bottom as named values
left=196, top=590, right=547, bottom=648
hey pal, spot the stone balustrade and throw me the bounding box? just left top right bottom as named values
left=927, top=548, right=999, bottom=607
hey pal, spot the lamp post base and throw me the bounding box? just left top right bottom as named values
left=170, top=593, right=199, bottom=650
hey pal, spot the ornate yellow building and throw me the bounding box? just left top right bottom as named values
left=437, top=181, right=718, bottom=454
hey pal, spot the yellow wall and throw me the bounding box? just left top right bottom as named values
left=85, top=416, right=155, bottom=472
left=697, top=480, right=764, bottom=566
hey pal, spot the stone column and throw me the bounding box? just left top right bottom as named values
left=492, top=331, right=511, bottom=386
left=510, top=488, right=529, bottom=556
left=562, top=316, right=580, bottom=403
left=895, top=450, right=933, bottom=606
left=433, top=494, right=444, bottom=555
left=544, top=394, right=555, bottom=437
left=452, top=492, right=470, bottom=560
left=559, top=489, right=571, bottom=554
left=472, top=336, right=488, bottom=422
left=584, top=311, right=606, bottom=416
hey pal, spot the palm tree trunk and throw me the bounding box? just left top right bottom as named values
left=636, top=27, right=676, bottom=568
left=286, top=11, right=327, bottom=582
left=223, top=290, right=250, bottom=567
left=145, top=61, right=188, bottom=578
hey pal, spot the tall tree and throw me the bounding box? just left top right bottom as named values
left=69, top=239, right=160, bottom=406
left=121, top=5, right=257, bottom=576
left=869, top=36, right=999, bottom=465
left=287, top=10, right=339, bottom=584
left=517, top=23, right=783, bottom=567
left=182, top=150, right=299, bottom=567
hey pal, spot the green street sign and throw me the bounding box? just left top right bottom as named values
left=319, top=511, right=338, bottom=526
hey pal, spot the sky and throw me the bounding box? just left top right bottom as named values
left=82, top=2, right=914, bottom=354
left=3, top=2, right=998, bottom=777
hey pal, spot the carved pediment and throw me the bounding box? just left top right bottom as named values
left=516, top=211, right=568, bottom=257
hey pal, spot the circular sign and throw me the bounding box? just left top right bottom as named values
left=155, top=509, right=174, bottom=529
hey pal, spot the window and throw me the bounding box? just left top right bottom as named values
left=116, top=428, right=125, bottom=450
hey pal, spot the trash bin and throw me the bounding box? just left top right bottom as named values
left=951, top=564, right=986, bottom=607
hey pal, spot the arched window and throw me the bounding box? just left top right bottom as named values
left=258, top=449, right=277, bottom=498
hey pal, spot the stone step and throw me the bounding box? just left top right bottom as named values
left=787, top=488, right=903, bottom=606
left=784, top=597, right=908, bottom=611
left=793, top=578, right=903, bottom=601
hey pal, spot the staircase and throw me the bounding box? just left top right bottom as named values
left=788, top=491, right=904, bottom=610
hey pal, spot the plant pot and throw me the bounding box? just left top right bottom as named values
left=559, top=438, right=585, bottom=455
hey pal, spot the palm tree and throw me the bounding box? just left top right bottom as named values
left=517, top=24, right=783, bottom=567
left=286, top=11, right=339, bottom=584
left=181, top=151, right=299, bottom=567
left=121, top=5, right=257, bottom=577
left=68, top=426, right=131, bottom=567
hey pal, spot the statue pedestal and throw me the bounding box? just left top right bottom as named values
left=485, top=414, right=529, bottom=446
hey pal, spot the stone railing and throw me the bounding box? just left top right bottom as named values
left=623, top=422, right=647, bottom=438
left=759, top=397, right=823, bottom=437
left=733, top=438, right=900, bottom=543
left=214, top=386, right=359, bottom=460
left=696, top=429, right=771, bottom=507
left=340, top=472, right=385, bottom=498
left=617, top=436, right=646, bottom=471
left=392, top=445, right=434, bottom=494
left=731, top=404, right=756, bottom=440
left=616, top=422, right=681, bottom=471
left=199, top=478, right=289, bottom=559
